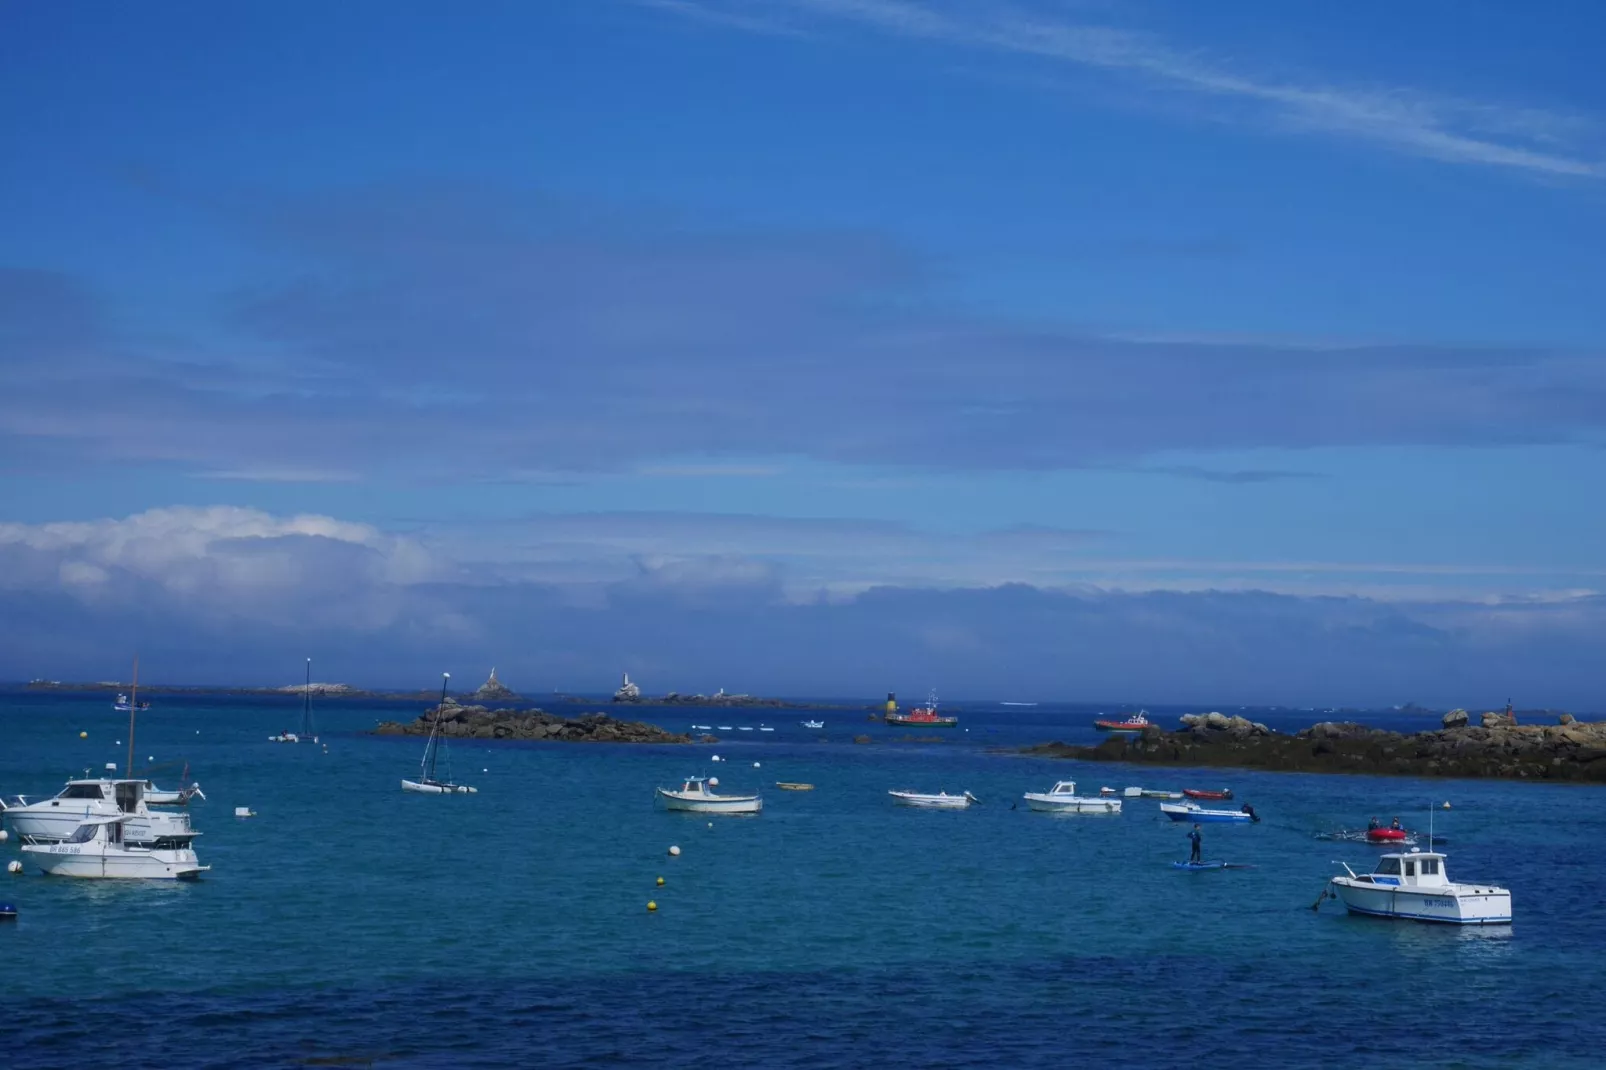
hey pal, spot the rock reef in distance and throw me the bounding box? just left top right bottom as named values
left=1025, top=710, right=1606, bottom=783
left=611, top=689, right=839, bottom=709
left=374, top=702, right=692, bottom=744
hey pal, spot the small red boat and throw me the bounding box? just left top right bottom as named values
left=1183, top=788, right=1233, bottom=801
left=1366, top=827, right=1408, bottom=842
left=1093, top=712, right=1152, bottom=733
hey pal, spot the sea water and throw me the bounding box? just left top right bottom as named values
left=1, top=691, right=1603, bottom=1067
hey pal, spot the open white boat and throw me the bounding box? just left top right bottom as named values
left=889, top=789, right=977, bottom=809
left=1, top=779, right=196, bottom=845
left=1160, top=802, right=1258, bottom=823
left=141, top=780, right=205, bottom=806
left=801, top=719, right=825, bottom=729
left=401, top=673, right=477, bottom=795
left=655, top=776, right=762, bottom=814
left=1023, top=781, right=1121, bottom=813
left=1329, top=849, right=1510, bottom=925
left=21, top=815, right=208, bottom=880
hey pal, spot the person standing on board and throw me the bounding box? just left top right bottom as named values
left=1188, top=823, right=1202, bottom=863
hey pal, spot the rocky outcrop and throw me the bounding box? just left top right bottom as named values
left=1442, top=708, right=1469, bottom=728
left=470, top=668, right=517, bottom=702
left=373, top=704, right=691, bottom=744
left=1025, top=717, right=1606, bottom=783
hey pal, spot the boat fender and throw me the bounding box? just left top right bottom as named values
left=668, top=845, right=681, bottom=857
left=0, top=903, right=16, bottom=919
left=6, top=861, right=21, bottom=875
left=0, top=830, right=7, bottom=843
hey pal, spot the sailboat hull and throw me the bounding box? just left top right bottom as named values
left=401, top=779, right=478, bottom=794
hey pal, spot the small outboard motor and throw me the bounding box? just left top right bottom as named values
left=1241, top=803, right=1260, bottom=823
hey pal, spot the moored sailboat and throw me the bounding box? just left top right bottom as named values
left=270, top=658, right=320, bottom=743
left=402, top=673, right=477, bottom=794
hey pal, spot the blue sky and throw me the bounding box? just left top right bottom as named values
left=2, top=1, right=1604, bottom=705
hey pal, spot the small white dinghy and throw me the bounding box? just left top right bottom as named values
left=1023, top=781, right=1121, bottom=813
left=1329, top=848, right=1511, bottom=925
left=655, top=776, right=762, bottom=814
left=21, top=815, right=208, bottom=880
left=889, top=790, right=978, bottom=809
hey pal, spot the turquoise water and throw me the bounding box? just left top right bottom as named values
left=2, top=692, right=1604, bottom=1067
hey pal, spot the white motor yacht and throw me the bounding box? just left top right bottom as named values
left=21, top=815, right=208, bottom=880
left=655, top=776, right=762, bottom=814
left=1022, top=780, right=1121, bottom=813
left=1329, top=849, right=1511, bottom=925
left=1, top=779, right=196, bottom=845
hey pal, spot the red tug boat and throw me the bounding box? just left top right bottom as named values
left=1093, top=712, right=1152, bottom=733
left=1183, top=788, right=1233, bottom=801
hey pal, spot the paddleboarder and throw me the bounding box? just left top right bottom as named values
left=1188, top=823, right=1202, bottom=863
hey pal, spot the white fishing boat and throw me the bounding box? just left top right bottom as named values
left=655, top=776, right=762, bottom=814
left=888, top=789, right=978, bottom=809
left=758, top=726, right=775, bottom=732
left=1022, top=780, right=1121, bottom=813
left=401, top=673, right=478, bottom=795
left=20, top=815, right=207, bottom=880
left=801, top=719, right=825, bottom=729
left=270, top=658, right=320, bottom=743
left=1, top=779, right=196, bottom=844
left=1141, top=789, right=1184, bottom=800
left=1329, top=849, right=1510, bottom=925
left=112, top=694, right=150, bottom=713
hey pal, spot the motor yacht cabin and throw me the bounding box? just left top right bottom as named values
left=0, top=778, right=195, bottom=845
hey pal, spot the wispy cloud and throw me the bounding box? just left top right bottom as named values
left=646, top=0, right=1602, bottom=178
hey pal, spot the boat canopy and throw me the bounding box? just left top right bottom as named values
left=1371, top=850, right=1449, bottom=888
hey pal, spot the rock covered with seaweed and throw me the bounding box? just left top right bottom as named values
left=373, top=701, right=692, bottom=743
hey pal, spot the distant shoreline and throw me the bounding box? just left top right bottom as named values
left=17, top=680, right=859, bottom=709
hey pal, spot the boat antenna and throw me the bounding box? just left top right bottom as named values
left=126, top=654, right=139, bottom=779
left=1428, top=802, right=1434, bottom=854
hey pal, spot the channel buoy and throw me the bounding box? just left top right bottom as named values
left=656, top=876, right=665, bottom=886
left=6, top=861, right=22, bottom=874
left=753, top=762, right=761, bottom=768
left=647, top=900, right=657, bottom=912
left=668, top=845, right=681, bottom=857
left=79, top=731, right=87, bottom=739
left=711, top=755, right=721, bottom=762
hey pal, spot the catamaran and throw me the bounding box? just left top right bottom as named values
left=402, top=673, right=478, bottom=794
left=270, top=658, right=320, bottom=743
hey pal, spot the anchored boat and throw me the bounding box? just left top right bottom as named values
left=889, top=789, right=977, bottom=809
left=656, top=776, right=762, bottom=814
left=1, top=779, right=196, bottom=845
left=1093, top=711, right=1152, bottom=733
left=885, top=691, right=958, bottom=728
left=1022, top=781, right=1121, bottom=813
left=1329, top=849, right=1510, bottom=925
left=22, top=815, right=208, bottom=880
left=1183, top=788, right=1233, bottom=801
left=402, top=673, right=478, bottom=795
left=1160, top=802, right=1260, bottom=824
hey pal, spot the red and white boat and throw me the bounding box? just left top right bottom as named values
left=1366, top=826, right=1408, bottom=842
left=1183, top=788, right=1234, bottom=801
left=1093, top=712, right=1152, bottom=733
left=885, top=691, right=958, bottom=728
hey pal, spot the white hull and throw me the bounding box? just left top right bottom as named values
left=656, top=788, right=761, bottom=813
left=23, top=842, right=207, bottom=880
left=1023, top=794, right=1121, bottom=813
left=889, top=791, right=975, bottom=809
left=1331, top=879, right=1511, bottom=924
left=401, top=779, right=478, bottom=794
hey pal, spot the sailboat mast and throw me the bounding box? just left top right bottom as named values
left=303, top=657, right=312, bottom=737
left=424, top=672, right=449, bottom=781
left=126, top=655, right=139, bottom=779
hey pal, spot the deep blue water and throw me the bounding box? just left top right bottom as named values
left=2, top=691, right=1604, bottom=1068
